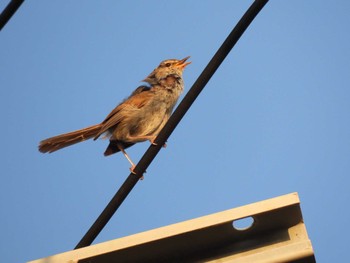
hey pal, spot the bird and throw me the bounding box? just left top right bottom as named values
left=39, top=56, right=191, bottom=173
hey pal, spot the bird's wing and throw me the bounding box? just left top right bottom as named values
left=94, top=86, right=153, bottom=139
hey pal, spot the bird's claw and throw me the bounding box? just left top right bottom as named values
left=129, top=165, right=137, bottom=174
left=150, top=139, right=167, bottom=148
left=129, top=165, right=145, bottom=180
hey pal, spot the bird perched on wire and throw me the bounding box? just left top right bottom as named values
left=39, top=56, right=191, bottom=172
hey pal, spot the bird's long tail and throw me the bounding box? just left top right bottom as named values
left=39, top=124, right=103, bottom=153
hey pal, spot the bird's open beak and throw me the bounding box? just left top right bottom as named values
left=176, top=56, right=191, bottom=69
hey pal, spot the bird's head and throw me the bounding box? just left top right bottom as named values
left=143, top=56, right=191, bottom=85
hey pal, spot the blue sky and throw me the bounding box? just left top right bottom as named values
left=1, top=1, right=350, bottom=262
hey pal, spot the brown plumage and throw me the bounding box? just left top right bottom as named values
left=39, top=57, right=191, bottom=170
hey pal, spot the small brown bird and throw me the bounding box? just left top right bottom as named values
left=39, top=57, right=191, bottom=172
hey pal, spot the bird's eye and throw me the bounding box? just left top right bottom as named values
left=165, top=63, right=171, bottom=67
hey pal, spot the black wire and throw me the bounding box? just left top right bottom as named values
left=0, top=0, right=24, bottom=31
left=75, top=0, right=269, bottom=249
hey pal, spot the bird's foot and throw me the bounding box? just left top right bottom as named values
left=129, top=165, right=137, bottom=174
left=129, top=165, right=144, bottom=180
left=150, top=138, right=167, bottom=148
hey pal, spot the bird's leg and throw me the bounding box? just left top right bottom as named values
left=117, top=144, right=144, bottom=179
left=127, top=135, right=167, bottom=148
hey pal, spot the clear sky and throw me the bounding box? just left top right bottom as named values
left=1, top=1, right=350, bottom=262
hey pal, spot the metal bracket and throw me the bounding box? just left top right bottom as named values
left=29, top=192, right=315, bottom=263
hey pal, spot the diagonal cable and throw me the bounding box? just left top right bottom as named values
left=75, top=0, right=269, bottom=249
left=0, top=0, right=24, bottom=31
